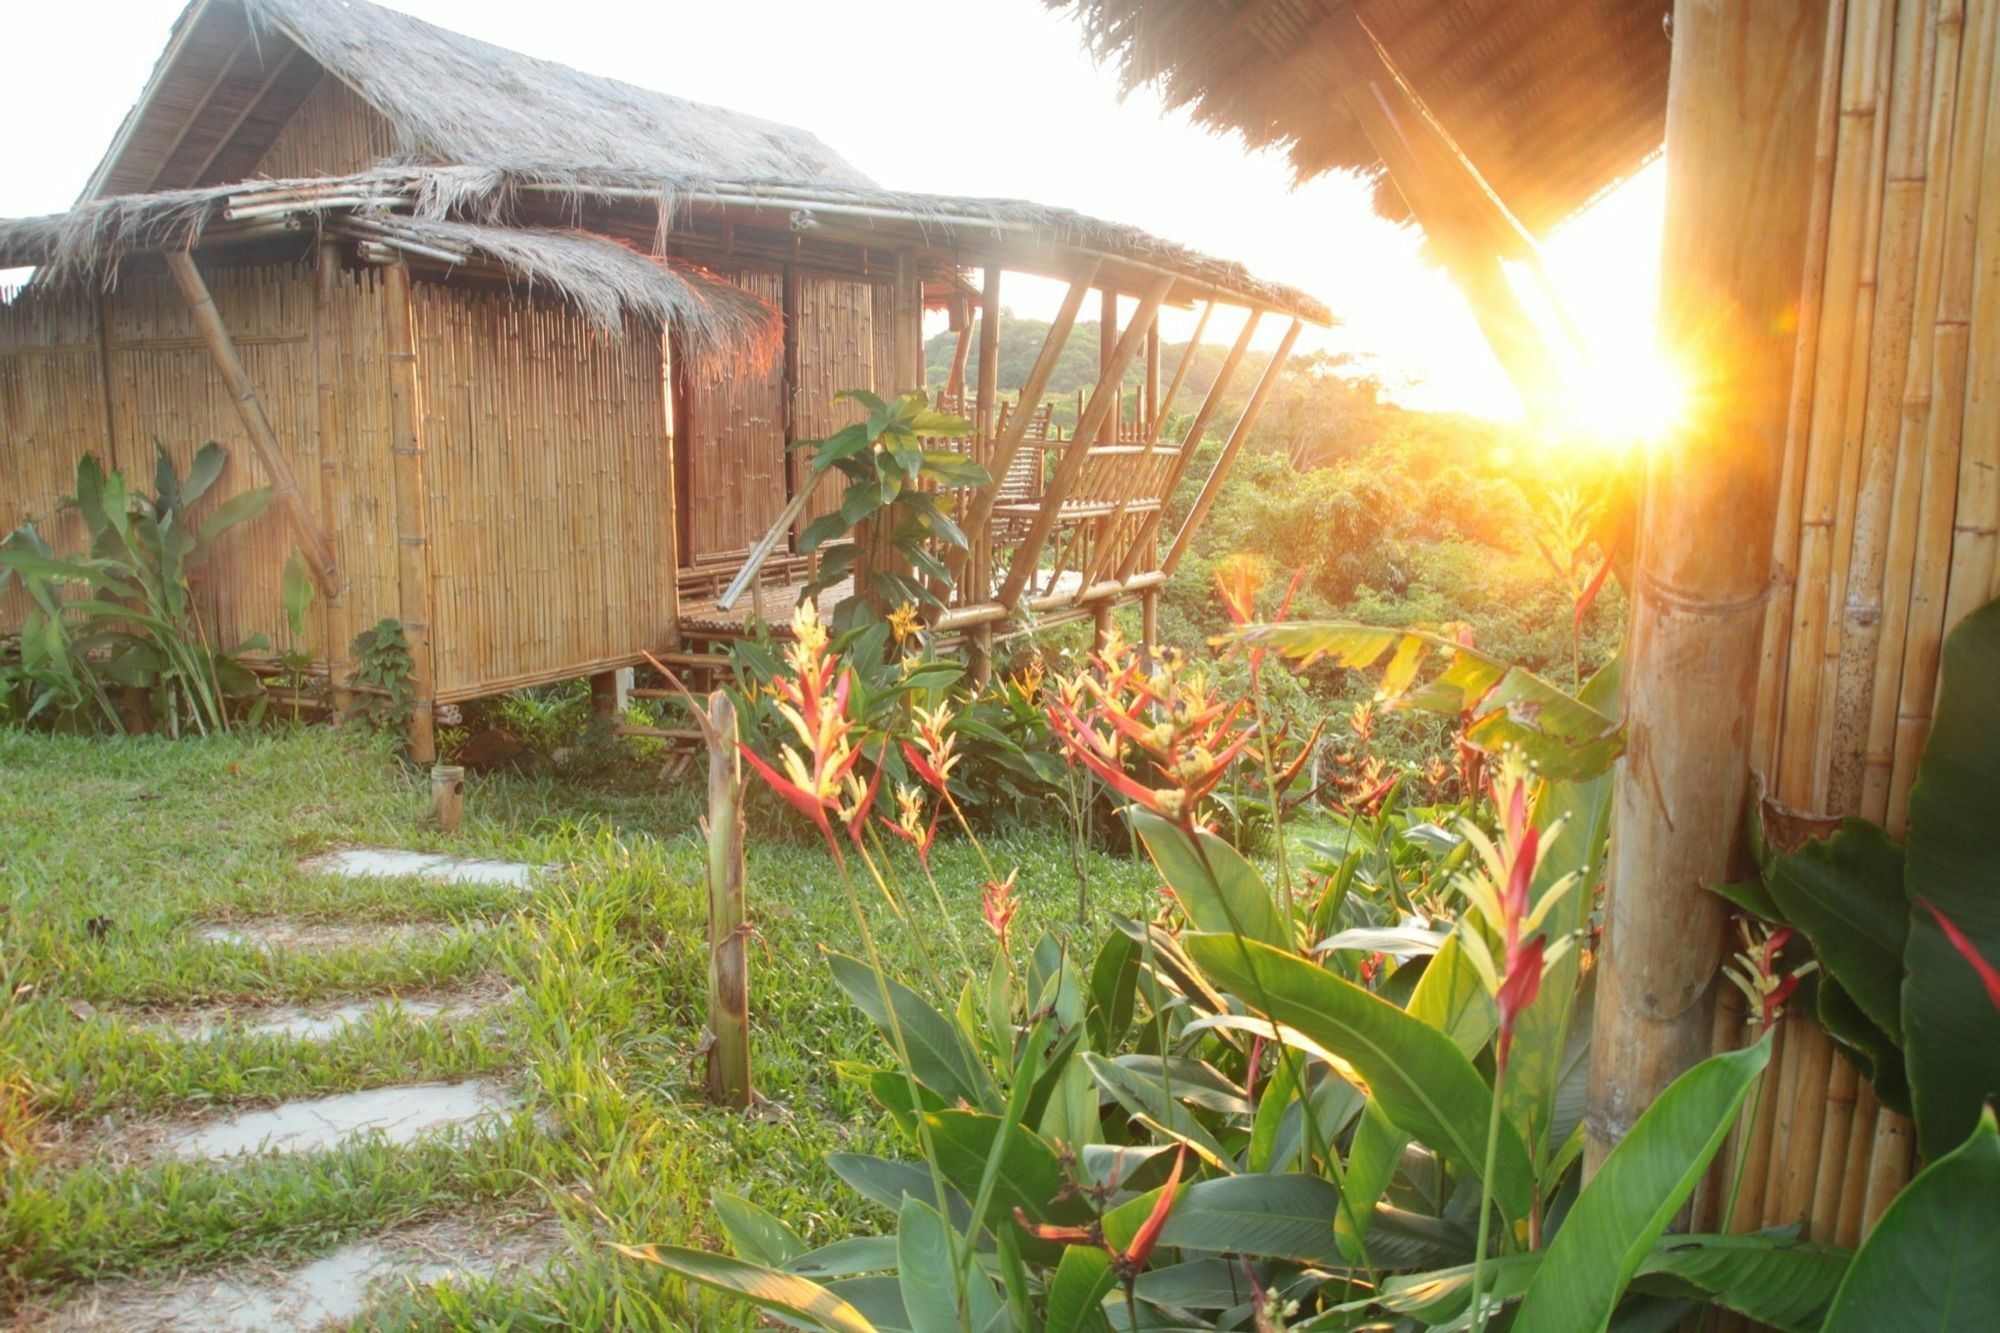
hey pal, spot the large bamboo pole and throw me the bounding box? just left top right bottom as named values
left=997, top=275, right=1171, bottom=608
left=165, top=250, right=340, bottom=596
left=1586, top=0, right=1830, bottom=1172
left=969, top=266, right=1002, bottom=610
left=1162, top=320, right=1303, bottom=576
left=381, top=260, right=437, bottom=764
left=705, top=690, right=751, bottom=1109
left=314, top=243, right=354, bottom=714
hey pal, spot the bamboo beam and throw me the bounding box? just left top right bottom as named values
left=946, top=321, right=973, bottom=399
left=1163, top=319, right=1303, bottom=575
left=314, top=242, right=354, bottom=715
left=953, top=261, right=1101, bottom=579
left=1098, top=287, right=1119, bottom=444
left=184, top=44, right=304, bottom=187
left=1116, top=310, right=1259, bottom=582
left=381, top=260, right=438, bottom=764
left=164, top=250, right=339, bottom=596
left=998, top=275, right=1171, bottom=607
left=1585, top=0, right=1830, bottom=1172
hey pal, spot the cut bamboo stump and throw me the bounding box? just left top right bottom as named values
left=704, top=690, right=751, bottom=1109
left=431, top=764, right=464, bottom=834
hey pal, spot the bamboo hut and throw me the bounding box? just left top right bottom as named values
left=1055, top=0, right=2000, bottom=1247
left=0, top=0, right=1327, bottom=761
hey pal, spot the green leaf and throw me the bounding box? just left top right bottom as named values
left=827, top=1154, right=971, bottom=1233
left=181, top=441, right=227, bottom=508
left=615, top=1243, right=877, bottom=1332
left=1044, top=1246, right=1116, bottom=1333
left=1154, top=1173, right=1346, bottom=1266
left=800, top=511, right=849, bottom=554
left=1512, top=1037, right=1772, bottom=1331
left=1901, top=596, right=2000, bottom=1160
left=1637, top=1234, right=1850, bottom=1332
left=281, top=548, right=316, bottom=642
left=198, top=486, right=271, bottom=545
left=1087, top=931, right=1141, bottom=1051
left=895, top=1197, right=962, bottom=1333
left=1132, top=811, right=1288, bottom=951
left=827, top=951, right=997, bottom=1111
left=788, top=1236, right=899, bottom=1279
left=1183, top=933, right=1534, bottom=1223
left=1815, top=973, right=1909, bottom=1114
left=1764, top=818, right=1907, bottom=1037
left=714, top=1191, right=806, bottom=1268
left=1823, top=1108, right=2000, bottom=1330
left=919, top=1109, right=1089, bottom=1244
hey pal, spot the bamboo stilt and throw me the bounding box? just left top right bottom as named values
left=430, top=763, right=464, bottom=834
left=314, top=242, right=354, bottom=714
left=381, top=260, right=436, bottom=764
left=1587, top=0, right=1830, bottom=1172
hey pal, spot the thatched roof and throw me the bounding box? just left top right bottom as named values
left=0, top=175, right=780, bottom=361
left=1051, top=0, right=1669, bottom=237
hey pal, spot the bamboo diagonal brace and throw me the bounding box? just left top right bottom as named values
left=166, top=249, right=340, bottom=595
left=1163, top=319, right=1303, bottom=575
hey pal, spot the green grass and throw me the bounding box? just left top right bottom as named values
left=0, top=725, right=1157, bottom=1327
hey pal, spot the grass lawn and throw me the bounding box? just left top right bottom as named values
left=0, top=726, right=1158, bottom=1327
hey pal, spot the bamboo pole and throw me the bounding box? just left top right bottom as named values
left=1585, top=0, right=1830, bottom=1173
left=1116, top=311, right=1259, bottom=582
left=704, top=690, right=751, bottom=1109
left=314, top=243, right=354, bottom=715
left=997, top=275, right=1172, bottom=608
left=165, top=250, right=339, bottom=596
left=970, top=266, right=1002, bottom=607
left=952, top=262, right=1100, bottom=583
left=431, top=764, right=464, bottom=834
left=1163, top=319, right=1303, bottom=576
left=381, top=260, right=437, bottom=764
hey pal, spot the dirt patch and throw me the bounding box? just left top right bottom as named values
left=32, top=1210, right=562, bottom=1331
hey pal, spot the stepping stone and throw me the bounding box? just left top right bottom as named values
left=197, top=919, right=483, bottom=952
left=301, top=848, right=537, bottom=889
left=156, top=984, right=512, bottom=1042
left=42, top=1213, right=560, bottom=1331
left=164, top=1079, right=517, bottom=1160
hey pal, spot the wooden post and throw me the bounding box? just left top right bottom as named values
left=1140, top=587, right=1159, bottom=659
left=381, top=260, right=437, bottom=764
left=166, top=249, right=340, bottom=596
left=705, top=690, right=752, bottom=1109
left=590, top=669, right=624, bottom=717
left=314, top=242, right=353, bottom=715
left=1164, top=320, right=1304, bottom=575
left=970, top=267, right=1002, bottom=605
left=431, top=764, right=464, bottom=834
left=998, top=275, right=1173, bottom=608
left=1585, top=0, right=1830, bottom=1172
left=1098, top=287, right=1119, bottom=443
left=1092, top=600, right=1114, bottom=652
left=1117, top=312, right=1259, bottom=581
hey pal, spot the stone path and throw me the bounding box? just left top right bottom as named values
left=42, top=1214, right=561, bottom=1332
left=165, top=1079, right=518, bottom=1160
left=155, top=982, right=511, bottom=1042
left=301, top=848, right=538, bottom=889
left=197, top=919, right=479, bottom=952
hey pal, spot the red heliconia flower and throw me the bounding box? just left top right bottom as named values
left=900, top=739, right=949, bottom=796
left=1116, top=1146, right=1186, bottom=1277
left=1495, top=934, right=1546, bottom=1069
left=1919, top=898, right=2000, bottom=1012
left=982, top=870, right=1019, bottom=952
left=1217, top=556, right=1263, bottom=628
left=738, top=743, right=837, bottom=852
left=1502, top=825, right=1540, bottom=924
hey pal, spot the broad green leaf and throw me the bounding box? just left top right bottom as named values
left=1764, top=818, right=1907, bottom=1036
left=1133, top=811, right=1288, bottom=951
left=714, top=1191, right=805, bottom=1267
left=1513, top=1037, right=1772, bottom=1331
left=1900, top=596, right=2000, bottom=1160
left=1815, top=974, right=1909, bottom=1114
left=826, top=1154, right=971, bottom=1233
left=1154, top=1174, right=1347, bottom=1266
left=281, top=548, right=316, bottom=641
left=827, top=951, right=997, bottom=1111
left=615, top=1243, right=877, bottom=1332
left=788, top=1236, right=899, bottom=1279
left=197, top=486, right=271, bottom=545
left=1044, top=1246, right=1116, bottom=1333
left=1131, top=1259, right=1253, bottom=1310
left=1823, top=1107, right=2000, bottom=1330
left=828, top=1278, right=911, bottom=1332
left=181, top=441, right=228, bottom=508
left=1184, top=934, right=1534, bottom=1223
left=1087, top=930, right=1141, bottom=1051
left=800, top=511, right=849, bottom=553
left=919, top=1109, right=1091, bottom=1244
left=895, top=1197, right=962, bottom=1333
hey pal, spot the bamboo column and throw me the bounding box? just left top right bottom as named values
left=969, top=266, right=1003, bottom=687
left=381, top=260, right=438, bottom=764
left=165, top=250, right=339, bottom=596
left=314, top=243, right=354, bottom=714
left=1586, top=0, right=1831, bottom=1171
left=705, top=690, right=751, bottom=1108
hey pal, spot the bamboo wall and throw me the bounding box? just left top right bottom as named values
left=1716, top=0, right=2000, bottom=1246
left=680, top=265, right=787, bottom=565
left=410, top=280, right=675, bottom=699
left=251, top=75, right=398, bottom=180
left=791, top=272, right=876, bottom=534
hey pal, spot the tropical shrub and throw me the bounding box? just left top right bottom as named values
left=0, top=445, right=273, bottom=735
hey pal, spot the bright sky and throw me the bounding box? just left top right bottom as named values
left=1, top=0, right=1664, bottom=420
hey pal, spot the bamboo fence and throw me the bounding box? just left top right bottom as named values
left=1717, top=0, right=2000, bottom=1247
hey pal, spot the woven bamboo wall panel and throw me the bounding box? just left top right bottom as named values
left=411, top=280, right=672, bottom=698
left=871, top=281, right=901, bottom=398
left=251, top=74, right=398, bottom=179
left=100, top=263, right=321, bottom=655
left=792, top=273, right=874, bottom=532
left=321, top=263, right=398, bottom=655
left=1717, top=0, right=1999, bottom=1251
left=682, top=265, right=786, bottom=565
left=0, top=289, right=114, bottom=629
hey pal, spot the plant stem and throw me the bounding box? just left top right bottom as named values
left=1470, top=1058, right=1509, bottom=1333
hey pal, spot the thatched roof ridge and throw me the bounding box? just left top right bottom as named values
left=1048, top=0, right=1668, bottom=237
